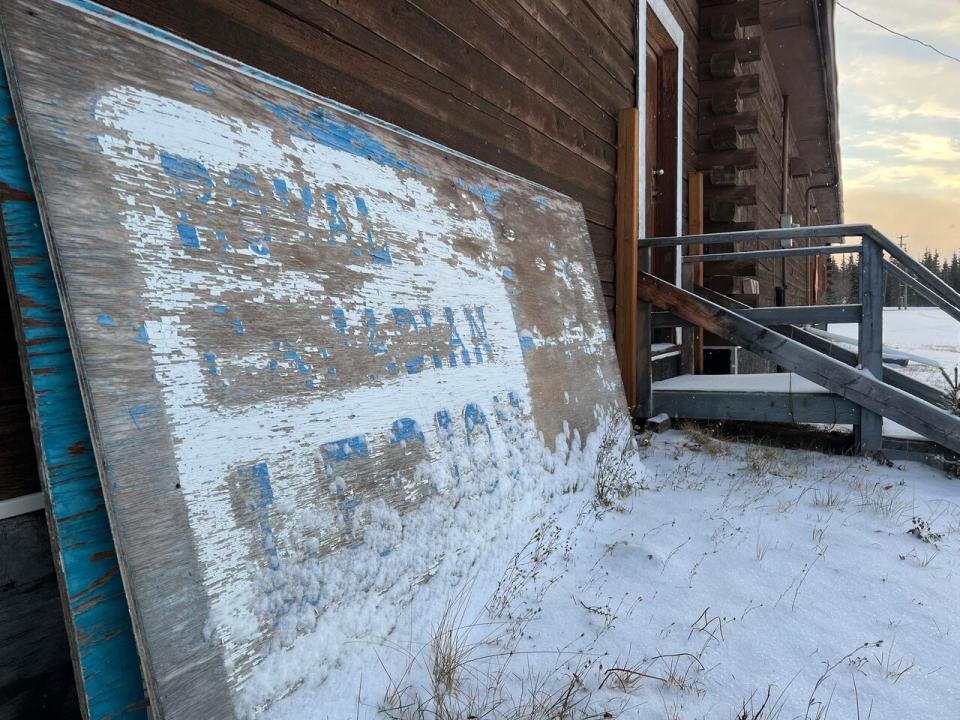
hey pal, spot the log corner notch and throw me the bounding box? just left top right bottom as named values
left=614, top=107, right=641, bottom=410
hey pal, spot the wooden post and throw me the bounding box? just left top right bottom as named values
left=615, top=108, right=641, bottom=408
left=857, top=236, right=884, bottom=455
left=688, top=172, right=705, bottom=373
left=637, top=240, right=653, bottom=418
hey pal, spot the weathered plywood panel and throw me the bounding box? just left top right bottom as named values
left=0, top=0, right=631, bottom=717
left=0, top=61, right=147, bottom=718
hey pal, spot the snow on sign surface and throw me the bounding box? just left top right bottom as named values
left=0, top=0, right=637, bottom=717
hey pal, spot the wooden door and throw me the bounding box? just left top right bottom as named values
left=645, top=8, right=680, bottom=346
left=645, top=43, right=660, bottom=243
left=645, top=8, right=679, bottom=282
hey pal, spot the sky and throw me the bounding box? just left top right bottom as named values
left=835, top=0, right=960, bottom=259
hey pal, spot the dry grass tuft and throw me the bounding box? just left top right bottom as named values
left=812, top=486, right=848, bottom=511
left=678, top=422, right=730, bottom=457
left=380, top=517, right=636, bottom=719
left=594, top=417, right=643, bottom=511
left=850, top=478, right=909, bottom=520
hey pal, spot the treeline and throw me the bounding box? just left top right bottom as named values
left=826, top=250, right=960, bottom=306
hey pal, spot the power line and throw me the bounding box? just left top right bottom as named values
left=836, top=1, right=960, bottom=65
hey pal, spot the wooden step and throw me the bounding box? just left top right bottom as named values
left=637, top=271, right=960, bottom=454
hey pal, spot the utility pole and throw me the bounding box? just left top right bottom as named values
left=897, top=234, right=909, bottom=309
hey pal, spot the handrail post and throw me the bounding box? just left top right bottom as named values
left=857, top=233, right=884, bottom=455
left=636, top=243, right=653, bottom=418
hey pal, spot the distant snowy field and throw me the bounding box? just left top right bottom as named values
left=832, top=306, right=960, bottom=392
left=272, top=427, right=960, bottom=719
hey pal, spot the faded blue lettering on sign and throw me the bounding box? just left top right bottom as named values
left=176, top=221, right=200, bottom=249
left=364, top=308, right=386, bottom=354
left=159, top=151, right=212, bottom=187
left=332, top=307, right=347, bottom=335
left=465, top=307, right=487, bottom=340
left=282, top=349, right=311, bottom=375
left=324, top=191, right=348, bottom=237
left=392, top=307, right=418, bottom=333
left=300, top=186, right=314, bottom=213
left=272, top=177, right=290, bottom=204
left=435, top=409, right=453, bottom=439
left=403, top=355, right=424, bottom=375
left=321, top=435, right=369, bottom=465
left=468, top=180, right=501, bottom=210
left=240, top=462, right=279, bottom=571
left=390, top=417, right=424, bottom=446
left=464, top=403, right=492, bottom=445
left=228, top=166, right=261, bottom=196
left=265, top=102, right=425, bottom=175
left=444, top=306, right=470, bottom=366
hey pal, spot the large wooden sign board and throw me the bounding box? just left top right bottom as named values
left=0, top=0, right=631, bottom=716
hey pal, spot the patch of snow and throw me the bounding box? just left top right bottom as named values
left=653, top=372, right=833, bottom=395
left=268, top=428, right=960, bottom=719
left=833, top=307, right=960, bottom=392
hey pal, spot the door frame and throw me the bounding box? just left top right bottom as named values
left=637, top=0, right=684, bottom=291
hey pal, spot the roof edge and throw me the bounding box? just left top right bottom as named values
left=814, top=0, right=843, bottom=222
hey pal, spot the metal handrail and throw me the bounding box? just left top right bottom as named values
left=639, top=222, right=960, bottom=454
left=682, top=245, right=858, bottom=263
left=645, top=222, right=960, bottom=323
left=641, top=222, right=872, bottom=248
left=866, top=227, right=960, bottom=313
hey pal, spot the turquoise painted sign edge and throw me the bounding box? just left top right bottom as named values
left=0, top=57, right=148, bottom=718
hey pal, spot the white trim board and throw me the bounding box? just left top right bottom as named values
left=0, top=491, right=45, bottom=520
left=637, top=0, right=685, bottom=344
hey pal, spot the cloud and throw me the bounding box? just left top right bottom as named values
left=867, top=101, right=960, bottom=122
left=852, top=132, right=960, bottom=163
left=836, top=0, right=960, bottom=240
left=845, top=188, right=960, bottom=256
left=842, top=131, right=960, bottom=192
left=836, top=0, right=960, bottom=40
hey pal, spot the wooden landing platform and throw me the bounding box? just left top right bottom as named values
left=653, top=373, right=857, bottom=426
left=653, top=373, right=957, bottom=466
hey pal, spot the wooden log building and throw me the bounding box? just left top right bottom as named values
left=0, top=0, right=840, bottom=715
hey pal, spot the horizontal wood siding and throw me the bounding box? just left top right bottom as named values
left=99, top=0, right=639, bottom=314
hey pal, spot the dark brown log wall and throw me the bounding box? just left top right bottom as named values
left=697, top=0, right=821, bottom=310
left=751, top=43, right=820, bottom=307
left=0, top=265, right=38, bottom=502
left=98, top=0, right=649, bottom=320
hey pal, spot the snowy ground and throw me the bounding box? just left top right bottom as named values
left=257, top=308, right=960, bottom=719
left=832, top=306, right=960, bottom=393
left=272, top=426, right=960, bottom=719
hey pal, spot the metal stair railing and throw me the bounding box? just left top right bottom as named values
left=638, top=224, right=960, bottom=455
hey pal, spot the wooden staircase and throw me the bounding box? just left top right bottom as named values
left=635, top=224, right=960, bottom=461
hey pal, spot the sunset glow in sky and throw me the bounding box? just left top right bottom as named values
left=835, top=0, right=960, bottom=257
